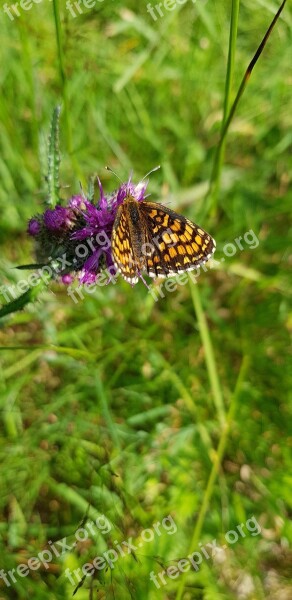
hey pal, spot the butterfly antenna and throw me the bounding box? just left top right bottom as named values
left=105, top=166, right=124, bottom=184
left=141, top=165, right=161, bottom=181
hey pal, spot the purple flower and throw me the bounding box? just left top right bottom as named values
left=61, top=274, right=74, bottom=285
left=27, top=174, right=150, bottom=286
left=69, top=195, right=91, bottom=211
left=28, top=218, right=41, bottom=236
left=79, top=249, right=104, bottom=284
left=43, top=206, right=72, bottom=231
left=80, top=247, right=117, bottom=284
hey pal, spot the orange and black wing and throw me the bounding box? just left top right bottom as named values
left=111, top=204, right=139, bottom=284
left=140, top=201, right=216, bottom=278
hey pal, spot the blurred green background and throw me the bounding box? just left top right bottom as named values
left=0, top=0, right=291, bottom=599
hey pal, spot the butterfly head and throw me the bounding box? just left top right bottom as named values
left=113, top=177, right=148, bottom=211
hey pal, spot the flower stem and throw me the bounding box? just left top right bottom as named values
left=52, top=0, right=72, bottom=155
left=47, top=106, right=61, bottom=207
left=175, top=356, right=250, bottom=600
left=190, top=282, right=225, bottom=427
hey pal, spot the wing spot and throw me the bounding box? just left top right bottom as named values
left=170, top=234, right=179, bottom=245
left=195, top=235, right=203, bottom=246
left=162, top=232, right=172, bottom=244
left=170, top=221, right=181, bottom=231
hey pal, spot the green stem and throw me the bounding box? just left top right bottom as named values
left=47, top=106, right=61, bottom=206
left=190, top=282, right=225, bottom=427
left=175, top=356, right=250, bottom=600
left=52, top=0, right=72, bottom=155
left=222, top=1, right=240, bottom=124
left=205, top=0, right=287, bottom=216
left=208, top=0, right=240, bottom=213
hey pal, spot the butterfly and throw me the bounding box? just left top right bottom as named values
left=111, top=195, right=216, bottom=285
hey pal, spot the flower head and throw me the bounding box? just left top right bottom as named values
left=27, top=175, right=149, bottom=286
left=43, top=206, right=72, bottom=231
left=28, top=218, right=41, bottom=236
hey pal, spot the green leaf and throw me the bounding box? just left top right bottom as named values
left=0, top=277, right=50, bottom=319
left=16, top=264, right=48, bottom=270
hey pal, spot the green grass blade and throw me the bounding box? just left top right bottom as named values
left=175, top=356, right=250, bottom=600
left=206, top=0, right=287, bottom=213
left=190, top=282, right=225, bottom=427
left=208, top=0, right=240, bottom=212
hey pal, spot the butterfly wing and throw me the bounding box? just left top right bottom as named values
left=140, top=201, right=216, bottom=278
left=111, top=199, right=216, bottom=284
left=111, top=203, right=141, bottom=284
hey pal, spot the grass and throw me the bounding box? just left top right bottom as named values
left=0, top=1, right=291, bottom=599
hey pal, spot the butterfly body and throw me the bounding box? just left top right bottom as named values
left=111, top=194, right=216, bottom=285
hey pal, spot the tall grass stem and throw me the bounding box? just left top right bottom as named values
left=175, top=355, right=250, bottom=600
left=190, top=282, right=225, bottom=427
left=205, top=0, right=287, bottom=215
left=206, top=0, right=240, bottom=214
